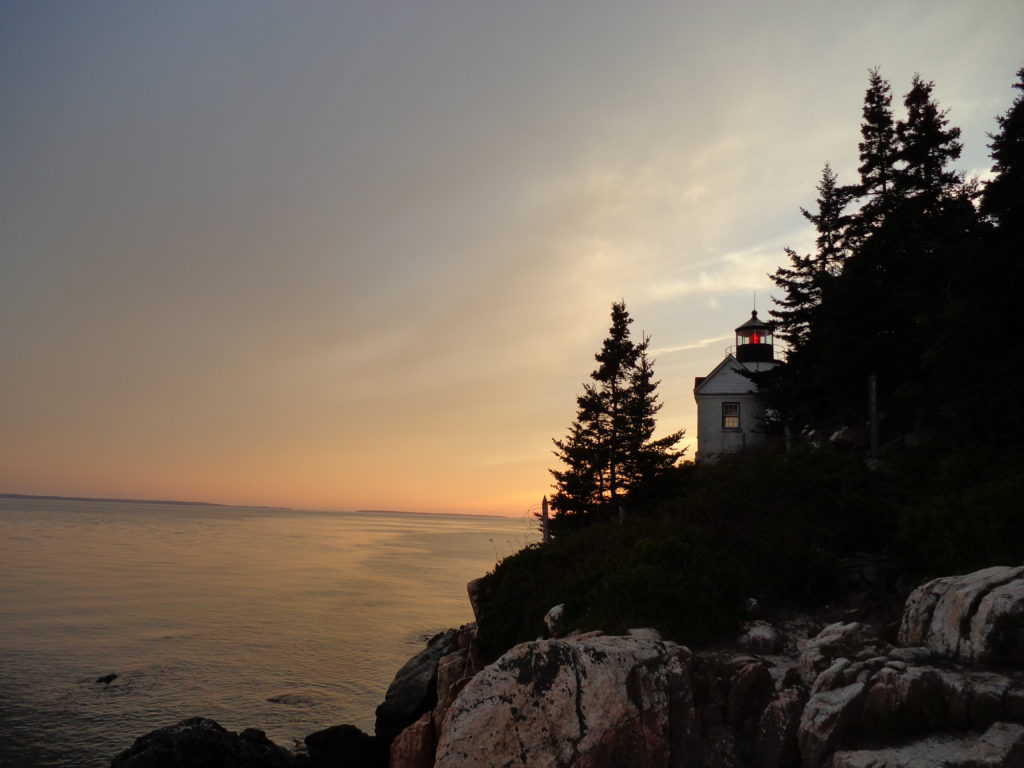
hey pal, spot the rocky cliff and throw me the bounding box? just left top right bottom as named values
left=111, top=565, right=1024, bottom=768
left=394, top=565, right=1024, bottom=768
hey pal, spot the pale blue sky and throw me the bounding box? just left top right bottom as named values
left=2, top=1, right=1022, bottom=513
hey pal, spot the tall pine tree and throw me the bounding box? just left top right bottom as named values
left=896, top=74, right=963, bottom=203
left=981, top=66, right=1024, bottom=233
left=759, top=164, right=853, bottom=427
left=768, top=163, right=852, bottom=351
left=621, top=342, right=685, bottom=499
left=766, top=70, right=977, bottom=435
left=851, top=68, right=900, bottom=244
left=550, top=303, right=684, bottom=526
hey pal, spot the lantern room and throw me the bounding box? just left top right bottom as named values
left=735, top=310, right=774, bottom=364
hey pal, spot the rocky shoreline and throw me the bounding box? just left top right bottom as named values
left=111, top=565, right=1024, bottom=767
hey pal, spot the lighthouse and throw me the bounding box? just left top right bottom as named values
left=693, top=310, right=780, bottom=462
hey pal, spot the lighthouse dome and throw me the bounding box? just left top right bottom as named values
left=734, top=310, right=775, bottom=364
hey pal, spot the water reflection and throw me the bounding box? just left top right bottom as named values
left=0, top=499, right=537, bottom=767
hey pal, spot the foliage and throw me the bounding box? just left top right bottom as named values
left=479, top=444, right=1024, bottom=663
left=763, top=163, right=853, bottom=425
left=761, top=66, right=1017, bottom=442
left=475, top=65, right=1024, bottom=666
left=478, top=450, right=879, bottom=663
left=549, top=302, right=684, bottom=528
left=893, top=446, right=1024, bottom=577
left=474, top=516, right=753, bottom=663
left=957, top=66, right=1024, bottom=441
left=982, top=66, right=1024, bottom=231
left=854, top=67, right=900, bottom=236
left=768, top=164, right=851, bottom=351
left=895, top=74, right=963, bottom=202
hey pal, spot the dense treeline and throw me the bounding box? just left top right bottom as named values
left=474, top=65, right=1024, bottom=662
left=762, top=67, right=1024, bottom=445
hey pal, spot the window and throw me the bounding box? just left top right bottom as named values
left=722, top=402, right=740, bottom=429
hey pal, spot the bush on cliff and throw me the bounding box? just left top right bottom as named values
left=893, top=444, right=1024, bottom=577
left=476, top=449, right=883, bottom=661
left=478, top=442, right=1024, bottom=663
left=474, top=517, right=750, bottom=662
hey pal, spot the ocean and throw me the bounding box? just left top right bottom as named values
left=0, top=497, right=537, bottom=767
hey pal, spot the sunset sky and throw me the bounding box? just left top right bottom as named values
left=2, top=2, right=1022, bottom=515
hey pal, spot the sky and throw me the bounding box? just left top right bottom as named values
left=2, top=2, right=1022, bottom=516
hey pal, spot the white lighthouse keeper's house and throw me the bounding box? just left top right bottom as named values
left=693, top=310, right=780, bottom=462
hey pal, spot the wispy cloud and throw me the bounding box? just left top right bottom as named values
left=643, top=235, right=805, bottom=302
left=651, top=334, right=732, bottom=357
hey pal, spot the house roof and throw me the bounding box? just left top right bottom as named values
left=693, top=354, right=759, bottom=396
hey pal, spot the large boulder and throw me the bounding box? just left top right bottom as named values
left=375, top=629, right=459, bottom=741
left=899, top=565, right=1024, bottom=664
left=110, top=717, right=294, bottom=768
left=794, top=633, right=1024, bottom=767
left=434, top=634, right=695, bottom=768
left=798, top=674, right=870, bottom=768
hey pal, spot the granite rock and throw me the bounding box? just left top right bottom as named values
left=434, top=634, right=695, bottom=768
left=375, top=629, right=459, bottom=742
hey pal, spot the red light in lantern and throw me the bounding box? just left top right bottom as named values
left=751, top=331, right=761, bottom=344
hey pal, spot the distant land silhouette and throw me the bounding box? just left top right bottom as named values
left=1, top=495, right=510, bottom=518
left=0, top=493, right=290, bottom=510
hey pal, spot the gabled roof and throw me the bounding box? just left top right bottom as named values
left=693, top=354, right=758, bottom=396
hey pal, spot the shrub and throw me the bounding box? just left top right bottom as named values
left=476, top=445, right=1022, bottom=664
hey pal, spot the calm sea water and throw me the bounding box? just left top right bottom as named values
left=0, top=498, right=536, bottom=767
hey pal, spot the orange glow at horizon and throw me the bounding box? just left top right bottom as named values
left=1, top=3, right=1018, bottom=515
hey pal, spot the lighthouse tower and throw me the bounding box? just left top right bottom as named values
left=693, top=310, right=780, bottom=462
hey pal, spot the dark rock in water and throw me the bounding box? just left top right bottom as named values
left=266, top=693, right=317, bottom=708
left=110, top=717, right=294, bottom=767
left=96, top=673, right=118, bottom=685
left=374, top=628, right=458, bottom=742
left=303, top=724, right=387, bottom=768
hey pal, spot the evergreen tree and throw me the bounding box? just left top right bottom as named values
left=852, top=68, right=900, bottom=240
left=590, top=301, right=641, bottom=505
left=768, top=163, right=851, bottom=350
left=834, top=74, right=969, bottom=433
left=765, top=70, right=977, bottom=436
left=550, top=406, right=604, bottom=522
left=550, top=303, right=684, bottom=525
left=767, top=247, right=817, bottom=349
left=621, top=342, right=685, bottom=493
left=895, top=74, right=963, bottom=203
left=981, top=66, right=1024, bottom=232
left=943, top=64, right=1024, bottom=442
left=758, top=164, right=853, bottom=427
